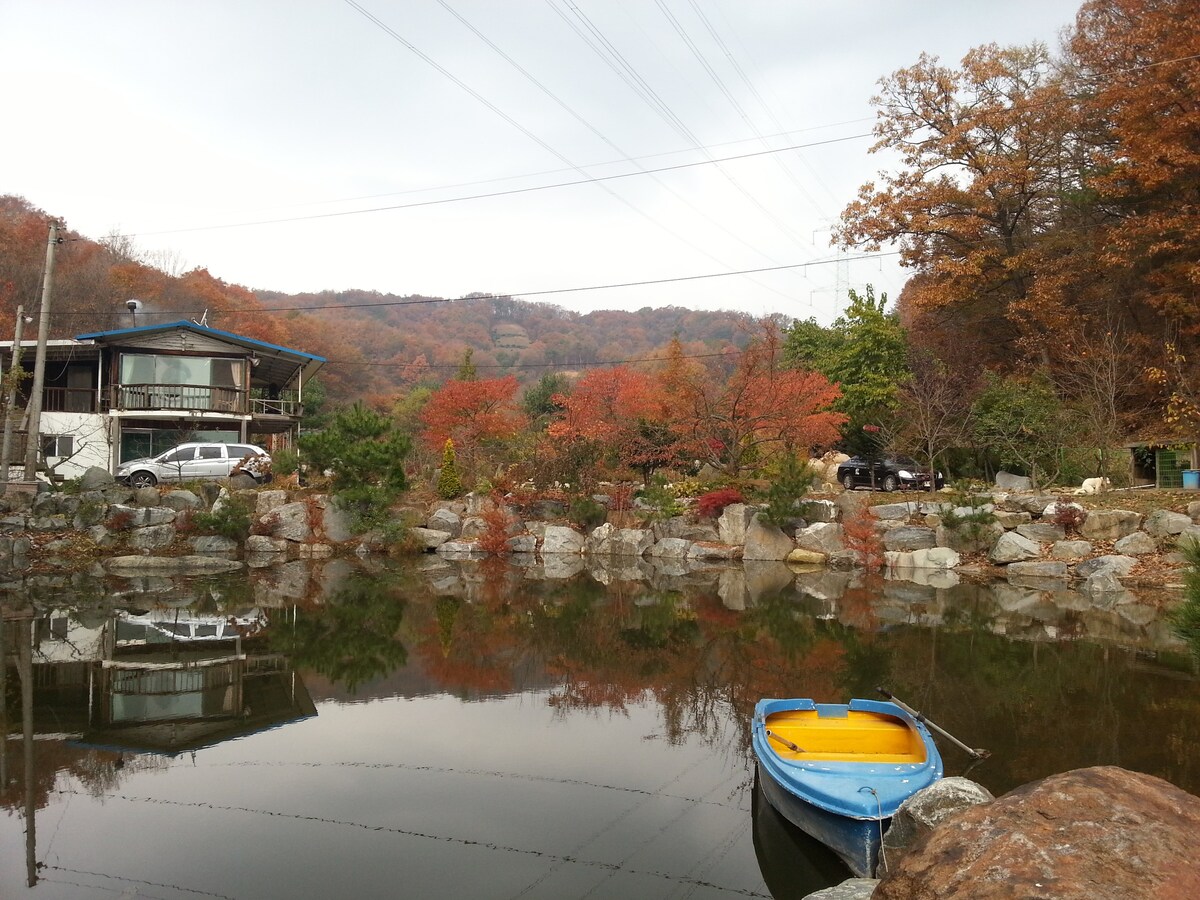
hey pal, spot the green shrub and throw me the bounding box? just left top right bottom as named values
left=1170, top=540, right=1200, bottom=659
left=569, top=496, right=607, bottom=529
left=437, top=439, right=464, bottom=499
left=272, top=447, right=300, bottom=477
left=762, top=454, right=818, bottom=527
left=638, top=474, right=682, bottom=520
left=191, top=496, right=253, bottom=542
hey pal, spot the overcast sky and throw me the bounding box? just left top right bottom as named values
left=1, top=0, right=1083, bottom=323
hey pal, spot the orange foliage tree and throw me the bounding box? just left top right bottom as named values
left=673, top=329, right=846, bottom=477
left=546, top=365, right=684, bottom=485
left=419, top=375, right=528, bottom=484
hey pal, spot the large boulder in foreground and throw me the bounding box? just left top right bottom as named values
left=878, top=777, right=994, bottom=876
left=874, top=766, right=1200, bottom=899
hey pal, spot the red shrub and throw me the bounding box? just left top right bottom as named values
left=478, top=498, right=515, bottom=556
left=842, top=504, right=884, bottom=571
left=696, top=488, right=744, bottom=519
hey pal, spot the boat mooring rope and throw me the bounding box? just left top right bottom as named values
left=858, top=785, right=887, bottom=875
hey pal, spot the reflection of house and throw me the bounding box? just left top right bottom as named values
left=0, top=321, right=324, bottom=480
left=5, top=607, right=316, bottom=755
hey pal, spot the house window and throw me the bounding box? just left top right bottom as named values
left=42, top=435, right=74, bottom=459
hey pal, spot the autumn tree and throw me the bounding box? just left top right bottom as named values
left=892, top=351, right=977, bottom=492
left=675, top=325, right=846, bottom=477
left=547, top=365, right=681, bottom=486
left=420, top=376, right=527, bottom=484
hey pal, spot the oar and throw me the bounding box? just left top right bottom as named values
left=876, top=687, right=990, bottom=760
left=765, top=729, right=804, bottom=753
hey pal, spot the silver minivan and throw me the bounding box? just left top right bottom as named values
left=115, top=442, right=270, bottom=488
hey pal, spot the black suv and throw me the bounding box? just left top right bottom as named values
left=836, top=455, right=944, bottom=492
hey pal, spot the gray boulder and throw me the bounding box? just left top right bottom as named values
left=1075, top=554, right=1137, bottom=578
left=541, top=525, right=585, bottom=555
left=796, top=521, right=845, bottom=554
left=1113, top=531, right=1157, bottom=556
left=649, top=537, right=692, bottom=559
left=993, top=510, right=1032, bottom=529
left=879, top=777, right=995, bottom=876
left=1079, top=508, right=1141, bottom=542
left=1016, top=523, right=1066, bottom=543
left=261, top=501, right=312, bottom=543
left=161, top=489, right=203, bottom=511
left=427, top=507, right=463, bottom=537
left=410, top=527, right=452, bottom=551
left=743, top=517, right=795, bottom=560
left=133, top=486, right=161, bottom=507
left=652, top=517, right=718, bottom=542
left=128, top=524, right=176, bottom=551
left=989, top=531, right=1042, bottom=564
left=883, top=526, right=937, bottom=552
left=1144, top=508, right=1193, bottom=537
left=246, top=534, right=288, bottom=554
left=1051, top=539, right=1093, bottom=561
left=78, top=467, right=116, bottom=490
left=191, top=535, right=239, bottom=554
left=805, top=878, right=879, bottom=899
left=1005, top=560, right=1069, bottom=579
left=994, top=471, right=1032, bottom=490
left=255, top=489, right=290, bottom=518
left=936, top=521, right=1003, bottom=554
left=718, top=503, right=754, bottom=544
left=104, top=555, right=243, bottom=573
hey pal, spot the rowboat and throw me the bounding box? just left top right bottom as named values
left=751, top=697, right=943, bottom=878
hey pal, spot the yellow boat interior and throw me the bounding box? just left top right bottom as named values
left=764, top=709, right=927, bottom=763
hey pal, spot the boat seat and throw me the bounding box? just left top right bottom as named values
left=765, top=710, right=926, bottom=763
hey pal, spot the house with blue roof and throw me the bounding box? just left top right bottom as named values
left=0, top=320, right=325, bottom=480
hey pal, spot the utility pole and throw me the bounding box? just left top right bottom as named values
left=0, top=305, right=28, bottom=487
left=23, top=222, right=60, bottom=482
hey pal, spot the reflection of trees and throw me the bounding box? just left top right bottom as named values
left=268, top=573, right=407, bottom=693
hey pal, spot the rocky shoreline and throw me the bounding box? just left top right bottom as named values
left=2, top=470, right=1199, bottom=600
left=811, top=765, right=1200, bottom=899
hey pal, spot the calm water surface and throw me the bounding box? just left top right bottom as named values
left=2, top=557, right=1198, bottom=899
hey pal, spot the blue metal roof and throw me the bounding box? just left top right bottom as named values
left=74, top=320, right=326, bottom=362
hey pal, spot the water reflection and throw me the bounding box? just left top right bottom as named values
left=2, top=557, right=1199, bottom=899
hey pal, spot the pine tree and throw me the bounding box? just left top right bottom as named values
left=437, top=439, right=464, bottom=499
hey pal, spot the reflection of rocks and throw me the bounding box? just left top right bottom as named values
left=794, top=570, right=853, bottom=601
left=743, top=560, right=794, bottom=601
left=253, top=560, right=313, bottom=605
left=541, top=554, right=585, bottom=580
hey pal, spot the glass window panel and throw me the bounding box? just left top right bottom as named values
left=212, top=359, right=240, bottom=388
left=120, top=354, right=155, bottom=384
left=198, top=446, right=222, bottom=459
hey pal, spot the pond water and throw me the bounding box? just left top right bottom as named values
left=2, top=557, right=1198, bottom=899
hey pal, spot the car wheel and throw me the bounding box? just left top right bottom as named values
left=882, top=474, right=899, bottom=492
left=842, top=473, right=855, bottom=491
left=129, top=471, right=158, bottom=489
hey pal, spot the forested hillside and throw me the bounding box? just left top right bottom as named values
left=0, top=194, right=754, bottom=405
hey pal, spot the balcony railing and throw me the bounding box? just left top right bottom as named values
left=111, top=384, right=245, bottom=413
left=43, top=387, right=98, bottom=414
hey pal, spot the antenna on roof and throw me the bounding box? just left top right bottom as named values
left=193, top=309, right=209, bottom=327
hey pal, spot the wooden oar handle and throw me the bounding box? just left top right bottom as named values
left=766, top=729, right=803, bottom=753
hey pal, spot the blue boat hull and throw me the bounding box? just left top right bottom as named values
left=751, top=698, right=943, bottom=878
left=756, top=758, right=883, bottom=878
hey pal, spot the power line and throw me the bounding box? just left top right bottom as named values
left=430, top=0, right=795, bottom=301
left=115, top=131, right=869, bottom=239
left=49, top=250, right=897, bottom=318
